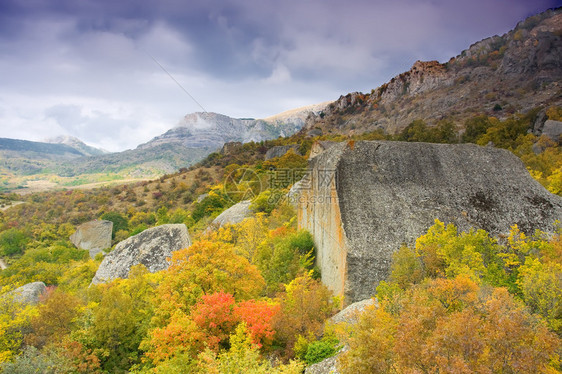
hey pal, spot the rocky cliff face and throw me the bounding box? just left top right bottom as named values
left=298, top=141, right=562, bottom=303
left=305, top=8, right=562, bottom=135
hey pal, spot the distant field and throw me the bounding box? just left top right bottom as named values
left=10, top=175, right=154, bottom=195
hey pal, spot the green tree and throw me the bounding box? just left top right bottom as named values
left=73, top=266, right=156, bottom=373
left=100, top=212, right=129, bottom=239
left=0, top=228, right=29, bottom=256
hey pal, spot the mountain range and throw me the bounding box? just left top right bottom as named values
left=0, top=104, right=326, bottom=191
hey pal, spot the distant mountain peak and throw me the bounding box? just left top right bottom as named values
left=44, top=135, right=107, bottom=156
left=139, top=104, right=331, bottom=151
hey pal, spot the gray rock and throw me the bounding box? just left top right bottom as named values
left=532, top=110, right=547, bottom=135
left=329, top=298, right=376, bottom=325
left=196, top=193, right=209, bottom=203
left=541, top=120, right=562, bottom=142
left=298, top=141, right=562, bottom=304
left=4, top=282, right=47, bottom=305
left=307, top=128, right=323, bottom=137
left=309, top=141, right=338, bottom=159
left=70, top=220, right=113, bottom=259
left=91, top=224, right=191, bottom=285
left=265, top=145, right=301, bottom=160
left=220, top=141, right=242, bottom=155
left=211, top=200, right=252, bottom=227
left=305, top=299, right=375, bottom=374
left=305, top=354, right=341, bottom=374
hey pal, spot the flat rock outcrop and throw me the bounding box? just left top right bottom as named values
left=70, top=220, right=113, bottom=258
left=265, top=144, right=301, bottom=160
left=298, top=141, right=562, bottom=304
left=211, top=200, right=252, bottom=227
left=91, top=224, right=191, bottom=285
left=3, top=282, right=47, bottom=305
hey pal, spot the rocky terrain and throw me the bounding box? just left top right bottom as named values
left=304, top=8, right=562, bottom=135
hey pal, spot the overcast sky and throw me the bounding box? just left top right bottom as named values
left=0, top=0, right=559, bottom=152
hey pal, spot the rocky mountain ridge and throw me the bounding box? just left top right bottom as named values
left=139, top=106, right=328, bottom=151
left=305, top=7, right=562, bottom=135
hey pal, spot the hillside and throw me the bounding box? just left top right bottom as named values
left=0, top=138, right=84, bottom=158
left=305, top=7, right=562, bottom=135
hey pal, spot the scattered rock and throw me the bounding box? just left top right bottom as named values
left=3, top=282, right=47, bottom=305
left=265, top=145, right=301, bottom=160
left=305, top=354, right=341, bottom=374
left=70, top=220, right=113, bottom=259
left=329, top=298, right=376, bottom=325
left=211, top=200, right=252, bottom=227
left=541, top=120, right=562, bottom=142
left=220, top=141, right=243, bottom=155
left=91, top=224, right=191, bottom=285
left=298, top=141, right=562, bottom=304
left=196, top=193, right=209, bottom=203
left=306, top=128, right=323, bottom=137
left=305, top=298, right=376, bottom=374
left=532, top=110, right=548, bottom=135
left=0, top=258, right=7, bottom=270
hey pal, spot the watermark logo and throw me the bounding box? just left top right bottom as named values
left=223, top=167, right=338, bottom=205
left=223, top=168, right=264, bottom=202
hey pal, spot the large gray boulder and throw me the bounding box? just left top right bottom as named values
left=211, top=200, right=252, bottom=227
left=70, top=220, right=113, bottom=258
left=3, top=282, right=47, bottom=305
left=298, top=141, right=562, bottom=304
left=91, top=224, right=191, bottom=285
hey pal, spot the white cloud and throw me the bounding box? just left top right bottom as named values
left=263, top=64, right=291, bottom=84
